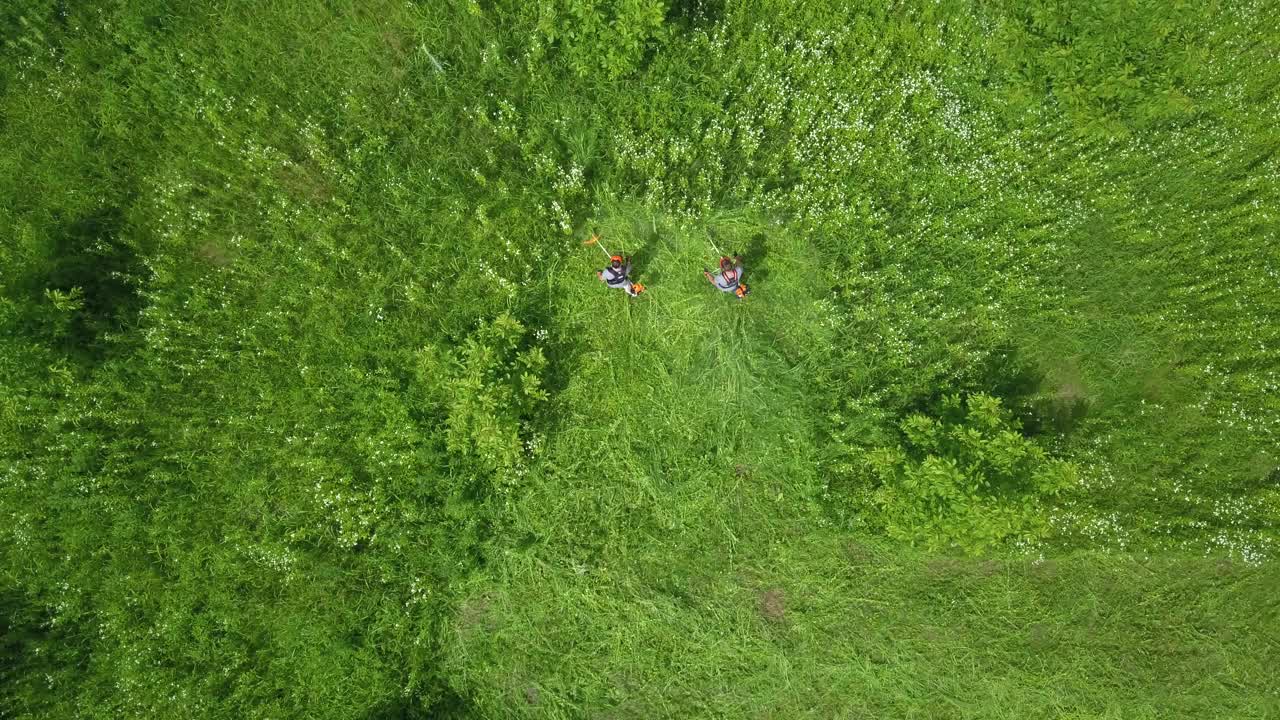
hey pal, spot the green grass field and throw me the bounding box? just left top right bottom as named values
left=2, top=1, right=1278, bottom=717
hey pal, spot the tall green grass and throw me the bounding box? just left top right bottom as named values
left=447, top=541, right=1280, bottom=718
left=1, top=0, right=1277, bottom=717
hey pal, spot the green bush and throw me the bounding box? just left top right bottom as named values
left=436, top=313, right=548, bottom=494
left=994, top=0, right=1205, bottom=136
left=866, top=394, right=1076, bottom=553
left=532, top=0, right=670, bottom=79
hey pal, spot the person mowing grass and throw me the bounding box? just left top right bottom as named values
left=704, top=255, right=749, bottom=299
left=597, top=254, right=644, bottom=297
left=586, top=232, right=645, bottom=297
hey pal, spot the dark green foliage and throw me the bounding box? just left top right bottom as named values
left=9, top=208, right=146, bottom=361
left=995, top=0, right=1208, bottom=135
left=436, top=313, right=548, bottom=494
left=865, top=394, right=1076, bottom=552
left=530, top=0, right=671, bottom=79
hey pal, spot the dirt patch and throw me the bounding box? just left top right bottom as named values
left=457, top=595, right=493, bottom=633
left=197, top=239, right=232, bottom=267
left=1027, top=622, right=1054, bottom=651
left=1049, top=379, right=1090, bottom=430
left=1055, top=378, right=1088, bottom=405
left=380, top=27, right=411, bottom=79
left=844, top=540, right=876, bottom=568
left=382, top=29, right=405, bottom=59
left=759, top=587, right=786, bottom=623
left=1246, top=451, right=1277, bottom=482
left=923, top=557, right=1002, bottom=585
left=1029, top=558, right=1060, bottom=583
left=866, top=647, right=890, bottom=664
left=1140, top=358, right=1187, bottom=404
left=1035, top=356, right=1091, bottom=431
left=273, top=161, right=333, bottom=204
left=925, top=557, right=965, bottom=579
left=976, top=559, right=1002, bottom=577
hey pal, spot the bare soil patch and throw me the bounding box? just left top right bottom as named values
left=759, top=587, right=786, bottom=623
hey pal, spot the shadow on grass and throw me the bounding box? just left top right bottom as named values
left=9, top=207, right=146, bottom=364
left=627, top=216, right=664, bottom=286
left=743, top=231, right=770, bottom=284
left=899, top=342, right=1092, bottom=438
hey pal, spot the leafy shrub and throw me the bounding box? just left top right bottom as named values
left=532, top=0, right=670, bottom=79
left=994, top=0, right=1205, bottom=136
left=863, top=394, right=1076, bottom=553
left=433, top=313, right=548, bottom=494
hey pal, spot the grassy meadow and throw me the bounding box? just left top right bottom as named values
left=2, top=0, right=1278, bottom=717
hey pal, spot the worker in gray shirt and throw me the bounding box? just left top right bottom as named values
left=703, top=255, right=749, bottom=298
left=597, top=254, right=644, bottom=296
